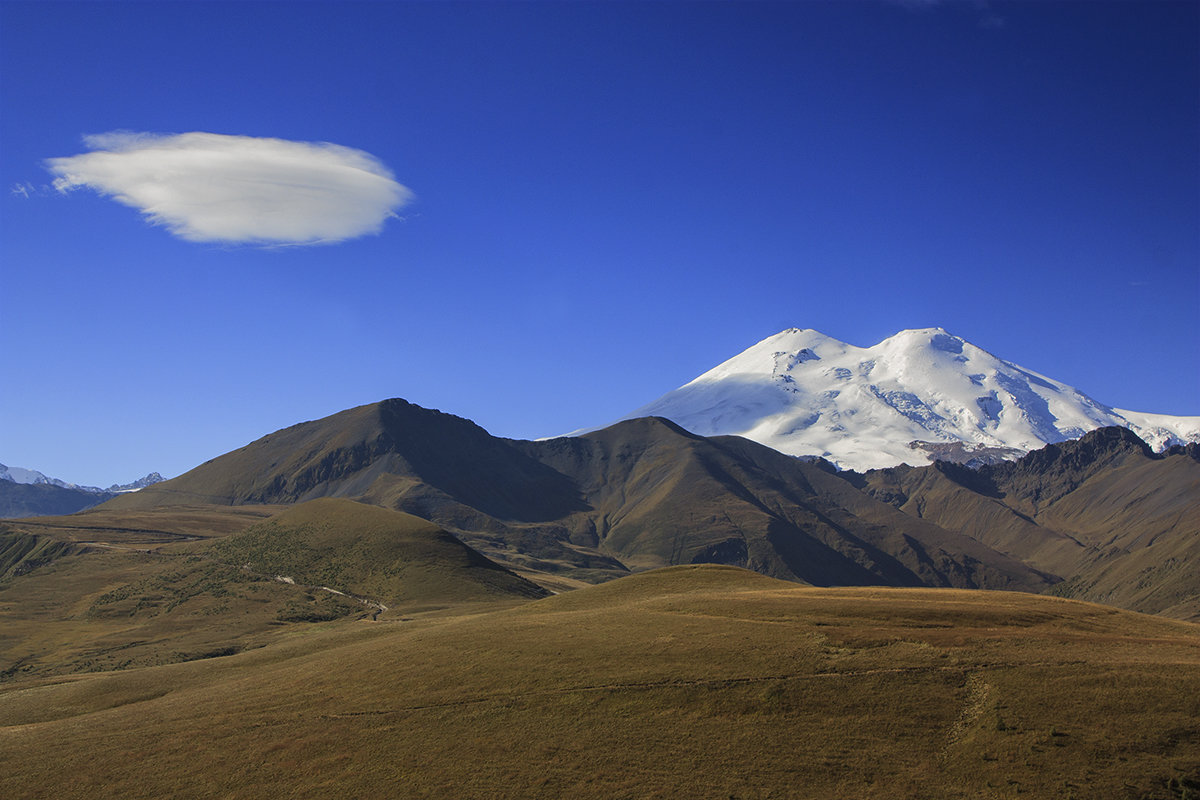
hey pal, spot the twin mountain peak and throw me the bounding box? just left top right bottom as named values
left=598, top=326, right=1200, bottom=471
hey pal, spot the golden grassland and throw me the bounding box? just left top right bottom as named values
left=0, top=505, right=311, bottom=680
left=2, top=565, right=1198, bottom=799
left=2, top=505, right=286, bottom=545
left=0, top=500, right=543, bottom=681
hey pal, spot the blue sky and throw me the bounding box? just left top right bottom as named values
left=2, top=0, right=1197, bottom=486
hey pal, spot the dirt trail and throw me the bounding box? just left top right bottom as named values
left=271, top=575, right=388, bottom=617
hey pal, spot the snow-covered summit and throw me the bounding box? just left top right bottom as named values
left=596, top=328, right=1200, bottom=471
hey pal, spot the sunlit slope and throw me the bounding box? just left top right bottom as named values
left=2, top=504, right=283, bottom=544
left=0, top=500, right=544, bottom=680
left=0, top=505, right=289, bottom=679
left=3, top=565, right=1197, bottom=799
left=605, top=327, right=1200, bottom=470
left=210, top=498, right=549, bottom=607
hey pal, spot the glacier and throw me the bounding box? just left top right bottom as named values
left=586, top=328, right=1200, bottom=472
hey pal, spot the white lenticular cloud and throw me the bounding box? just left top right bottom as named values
left=45, top=131, right=413, bottom=245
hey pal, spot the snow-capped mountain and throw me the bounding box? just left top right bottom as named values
left=0, top=463, right=163, bottom=494
left=107, top=473, right=165, bottom=493
left=0, top=463, right=101, bottom=493
left=595, top=328, right=1200, bottom=471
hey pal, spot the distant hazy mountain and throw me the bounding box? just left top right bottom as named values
left=0, top=463, right=163, bottom=495
left=0, top=463, right=103, bottom=493
left=0, top=482, right=115, bottom=519
left=0, top=463, right=164, bottom=518
left=591, top=328, right=1200, bottom=471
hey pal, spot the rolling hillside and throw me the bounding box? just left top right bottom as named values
left=2, top=565, right=1197, bottom=799
left=0, top=500, right=544, bottom=680
left=210, top=498, right=549, bottom=608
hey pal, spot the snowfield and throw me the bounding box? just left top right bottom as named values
left=589, top=328, right=1200, bottom=472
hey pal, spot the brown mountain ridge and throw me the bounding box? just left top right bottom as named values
left=854, top=427, right=1200, bottom=618
left=103, top=398, right=1199, bottom=619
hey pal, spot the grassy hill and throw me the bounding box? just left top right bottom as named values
left=1, top=565, right=1197, bottom=799
left=209, top=498, right=549, bottom=609
left=0, top=500, right=545, bottom=681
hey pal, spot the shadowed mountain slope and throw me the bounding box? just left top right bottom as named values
left=97, top=401, right=1198, bottom=616
left=105, top=400, right=1051, bottom=594
left=0, top=481, right=114, bottom=518
left=521, top=418, right=1048, bottom=591
left=111, top=399, right=586, bottom=521
left=855, top=428, right=1200, bottom=617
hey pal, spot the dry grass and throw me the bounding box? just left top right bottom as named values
left=0, top=545, right=333, bottom=680
left=2, top=565, right=1197, bottom=799
left=3, top=505, right=285, bottom=546
left=0, top=500, right=545, bottom=681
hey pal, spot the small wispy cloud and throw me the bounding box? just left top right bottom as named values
left=45, top=132, right=413, bottom=246
left=10, top=181, right=52, bottom=199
